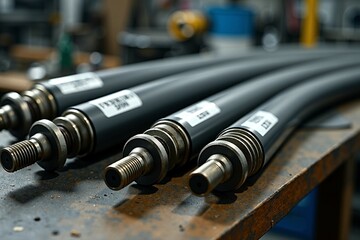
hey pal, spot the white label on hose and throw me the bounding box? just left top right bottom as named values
left=241, top=111, right=278, bottom=136
left=89, top=90, right=142, bottom=118
left=48, top=72, right=103, bottom=94
left=174, top=101, right=221, bottom=127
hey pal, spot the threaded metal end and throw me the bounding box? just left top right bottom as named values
left=1, top=140, right=39, bottom=172
left=104, top=155, right=146, bottom=190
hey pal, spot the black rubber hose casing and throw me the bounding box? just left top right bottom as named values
left=37, top=49, right=292, bottom=115
left=163, top=56, right=360, bottom=157
left=38, top=53, right=249, bottom=115
left=231, top=66, right=360, bottom=165
left=69, top=53, right=326, bottom=153
left=38, top=47, right=358, bottom=115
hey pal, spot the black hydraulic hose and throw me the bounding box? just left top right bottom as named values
left=0, top=49, right=282, bottom=138
left=1, top=52, right=254, bottom=138
left=189, top=66, right=360, bottom=195
left=0, top=53, right=328, bottom=173
left=103, top=55, right=360, bottom=190
left=0, top=47, right=358, bottom=138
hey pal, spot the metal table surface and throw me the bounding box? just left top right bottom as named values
left=1, top=99, right=360, bottom=240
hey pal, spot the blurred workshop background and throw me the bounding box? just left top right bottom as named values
left=1, top=0, right=360, bottom=83
left=0, top=0, right=360, bottom=239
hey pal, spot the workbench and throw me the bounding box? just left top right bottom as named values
left=0, top=99, right=359, bottom=239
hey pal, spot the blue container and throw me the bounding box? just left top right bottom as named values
left=271, top=188, right=318, bottom=239
left=207, top=6, right=254, bottom=37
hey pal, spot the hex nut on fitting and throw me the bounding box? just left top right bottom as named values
left=0, top=120, right=68, bottom=172
left=123, top=134, right=169, bottom=185
left=104, top=133, right=169, bottom=190
left=29, top=119, right=68, bottom=171
left=0, top=92, right=32, bottom=138
left=146, top=120, right=190, bottom=168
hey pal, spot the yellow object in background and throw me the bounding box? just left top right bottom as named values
left=168, top=10, right=207, bottom=41
left=301, top=0, right=318, bottom=47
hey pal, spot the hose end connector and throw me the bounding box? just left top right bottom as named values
left=0, top=120, right=68, bottom=172
left=144, top=120, right=190, bottom=169
left=0, top=85, right=57, bottom=138
left=1, top=139, right=39, bottom=172
left=0, top=92, right=32, bottom=138
left=189, top=128, right=264, bottom=194
left=104, top=147, right=153, bottom=190
left=104, top=134, right=168, bottom=190
left=104, top=120, right=190, bottom=190
left=189, top=154, right=232, bottom=196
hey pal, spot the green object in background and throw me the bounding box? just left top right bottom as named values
left=58, top=33, right=74, bottom=73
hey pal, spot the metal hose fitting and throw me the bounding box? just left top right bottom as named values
left=105, top=147, right=154, bottom=190
left=104, top=120, right=190, bottom=190
left=0, top=109, right=94, bottom=172
left=1, top=121, right=67, bottom=172
left=0, top=85, right=57, bottom=138
left=0, top=104, right=18, bottom=130
left=189, top=128, right=264, bottom=196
